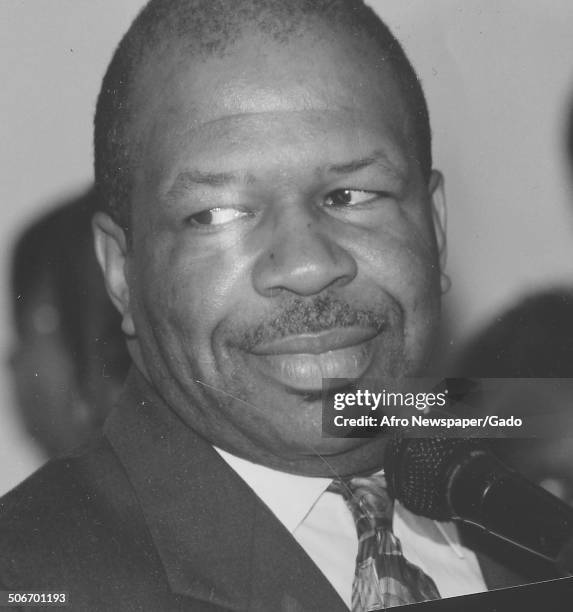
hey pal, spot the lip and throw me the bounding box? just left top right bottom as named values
left=250, top=327, right=379, bottom=356
left=246, top=327, right=381, bottom=392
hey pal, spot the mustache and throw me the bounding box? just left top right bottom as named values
left=240, top=294, right=388, bottom=350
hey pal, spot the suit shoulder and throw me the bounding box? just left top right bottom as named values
left=0, top=436, right=157, bottom=592
left=1, top=436, right=124, bottom=530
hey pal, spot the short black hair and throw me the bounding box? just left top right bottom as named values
left=94, top=0, right=432, bottom=233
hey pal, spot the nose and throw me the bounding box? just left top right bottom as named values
left=252, top=205, right=357, bottom=298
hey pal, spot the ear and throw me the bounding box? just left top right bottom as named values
left=92, top=213, right=135, bottom=337
left=428, top=170, right=448, bottom=288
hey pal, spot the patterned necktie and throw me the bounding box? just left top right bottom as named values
left=330, top=474, right=441, bottom=611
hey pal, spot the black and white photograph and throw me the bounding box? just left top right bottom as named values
left=2, top=1, right=573, bottom=609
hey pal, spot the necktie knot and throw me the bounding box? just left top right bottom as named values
left=330, top=474, right=393, bottom=536
left=329, top=472, right=441, bottom=610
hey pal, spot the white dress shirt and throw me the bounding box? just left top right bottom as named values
left=215, top=447, right=487, bottom=608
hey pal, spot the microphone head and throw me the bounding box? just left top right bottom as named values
left=384, top=434, right=486, bottom=520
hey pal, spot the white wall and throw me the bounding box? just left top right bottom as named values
left=376, top=0, right=573, bottom=346
left=0, top=0, right=146, bottom=494
left=1, top=0, right=573, bottom=495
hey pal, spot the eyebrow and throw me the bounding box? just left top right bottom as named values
left=326, top=150, right=406, bottom=180
left=165, top=149, right=405, bottom=200
left=167, top=169, right=252, bottom=192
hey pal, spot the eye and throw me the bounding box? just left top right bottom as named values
left=323, top=189, right=384, bottom=208
left=186, top=207, right=250, bottom=227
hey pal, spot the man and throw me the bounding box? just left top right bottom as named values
left=0, top=1, right=556, bottom=610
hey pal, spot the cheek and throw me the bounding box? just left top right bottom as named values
left=131, top=235, right=251, bottom=348
left=355, top=217, right=441, bottom=351
left=358, top=221, right=440, bottom=300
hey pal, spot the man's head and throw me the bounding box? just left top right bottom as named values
left=94, top=0, right=433, bottom=234
left=93, top=0, right=446, bottom=476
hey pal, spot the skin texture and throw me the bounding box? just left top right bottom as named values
left=94, top=29, right=446, bottom=477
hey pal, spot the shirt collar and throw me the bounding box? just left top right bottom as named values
left=215, top=446, right=332, bottom=533
left=104, top=369, right=347, bottom=610
left=216, top=446, right=468, bottom=559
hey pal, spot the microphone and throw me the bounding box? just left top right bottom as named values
left=384, top=434, right=573, bottom=576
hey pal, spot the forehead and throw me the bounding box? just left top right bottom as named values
left=132, top=30, right=412, bottom=186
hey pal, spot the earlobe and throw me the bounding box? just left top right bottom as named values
left=428, top=170, right=449, bottom=291
left=92, top=213, right=136, bottom=336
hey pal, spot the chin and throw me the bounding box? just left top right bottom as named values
left=274, top=436, right=386, bottom=477
left=278, top=430, right=380, bottom=461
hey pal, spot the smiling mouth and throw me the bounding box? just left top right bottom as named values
left=246, top=327, right=381, bottom=392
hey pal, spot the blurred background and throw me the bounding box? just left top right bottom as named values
left=2, top=0, right=573, bottom=496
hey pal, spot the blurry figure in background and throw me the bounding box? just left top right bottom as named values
left=456, top=291, right=573, bottom=378
left=455, top=290, right=573, bottom=505
left=453, top=93, right=573, bottom=505
left=9, top=188, right=130, bottom=457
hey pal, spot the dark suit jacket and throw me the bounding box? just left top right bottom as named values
left=0, top=370, right=558, bottom=611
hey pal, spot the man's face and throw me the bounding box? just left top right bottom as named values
left=96, top=29, right=446, bottom=475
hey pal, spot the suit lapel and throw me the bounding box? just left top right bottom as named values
left=248, top=493, right=348, bottom=611
left=104, top=370, right=347, bottom=611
